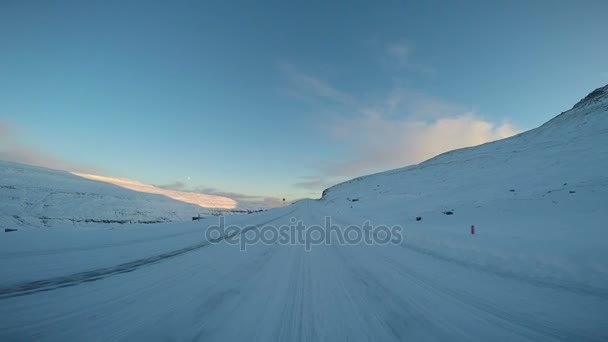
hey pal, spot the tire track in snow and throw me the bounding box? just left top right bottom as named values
left=0, top=208, right=298, bottom=300
left=0, top=228, right=201, bottom=259
left=396, top=242, right=608, bottom=300
left=327, top=243, right=455, bottom=341
left=315, top=208, right=607, bottom=341
left=378, top=253, right=607, bottom=342
left=322, top=209, right=608, bottom=300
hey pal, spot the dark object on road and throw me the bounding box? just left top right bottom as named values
left=443, top=211, right=454, bottom=215
left=416, top=217, right=422, bottom=221
left=569, top=190, right=576, bottom=194
left=5, top=228, right=18, bottom=233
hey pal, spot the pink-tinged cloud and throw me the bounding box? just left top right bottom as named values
left=156, top=182, right=284, bottom=208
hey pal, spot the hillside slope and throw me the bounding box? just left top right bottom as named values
left=322, top=84, right=608, bottom=208
left=0, top=161, right=260, bottom=229
left=319, top=84, right=608, bottom=290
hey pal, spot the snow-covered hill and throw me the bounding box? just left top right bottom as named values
left=318, top=84, right=608, bottom=291
left=322, top=84, right=608, bottom=207
left=0, top=161, right=264, bottom=229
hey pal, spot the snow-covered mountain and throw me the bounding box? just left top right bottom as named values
left=0, top=161, right=264, bottom=229
left=322, top=84, right=608, bottom=210
left=317, top=84, right=608, bottom=290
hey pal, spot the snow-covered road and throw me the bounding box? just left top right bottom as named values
left=1, top=200, right=607, bottom=341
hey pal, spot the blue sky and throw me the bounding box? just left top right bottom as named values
left=1, top=0, right=607, bottom=204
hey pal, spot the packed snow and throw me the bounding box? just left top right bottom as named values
left=1, top=85, right=607, bottom=341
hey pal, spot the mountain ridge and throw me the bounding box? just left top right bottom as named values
left=321, top=83, right=608, bottom=200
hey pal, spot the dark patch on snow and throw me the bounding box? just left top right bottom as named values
left=37, top=217, right=171, bottom=225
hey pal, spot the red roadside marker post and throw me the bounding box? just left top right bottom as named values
left=470, top=225, right=475, bottom=235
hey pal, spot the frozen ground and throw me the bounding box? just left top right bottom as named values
left=0, top=85, right=607, bottom=341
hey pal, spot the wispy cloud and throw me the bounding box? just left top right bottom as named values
left=292, top=176, right=336, bottom=191
left=386, top=41, right=412, bottom=66
left=156, top=181, right=187, bottom=191
left=0, top=121, right=12, bottom=136
left=278, top=62, right=356, bottom=106
left=157, top=182, right=284, bottom=208
left=195, top=186, right=286, bottom=208
left=279, top=66, right=520, bottom=192
left=0, top=118, right=99, bottom=173
left=382, top=40, right=434, bottom=74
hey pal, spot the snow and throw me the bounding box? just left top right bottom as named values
left=70, top=172, right=238, bottom=209
left=1, top=85, right=607, bottom=341
left=0, top=161, right=266, bottom=229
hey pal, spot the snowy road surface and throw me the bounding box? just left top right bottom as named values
left=1, top=200, right=606, bottom=341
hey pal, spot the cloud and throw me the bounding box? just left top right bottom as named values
left=193, top=186, right=284, bottom=208
left=386, top=41, right=412, bottom=66
left=324, top=111, right=519, bottom=177
left=279, top=68, right=520, bottom=192
left=383, top=40, right=434, bottom=74
left=0, top=119, right=99, bottom=173
left=292, top=176, right=336, bottom=190
left=193, top=186, right=260, bottom=201
left=155, top=182, right=285, bottom=208
left=367, top=87, right=464, bottom=121
left=0, top=121, right=13, bottom=136
left=156, top=181, right=186, bottom=191
left=260, top=197, right=286, bottom=208
left=278, top=63, right=355, bottom=106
